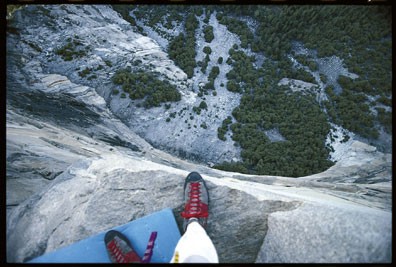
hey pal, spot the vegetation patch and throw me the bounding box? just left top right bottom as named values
left=55, top=36, right=90, bottom=61
left=167, top=10, right=200, bottom=78
left=192, top=101, right=208, bottom=115
left=324, top=78, right=380, bottom=139
left=215, top=35, right=333, bottom=177
left=203, top=25, right=214, bottom=43
left=216, top=89, right=333, bottom=177
left=112, top=6, right=391, bottom=177
left=217, top=12, right=254, bottom=49
left=112, top=68, right=181, bottom=108
left=217, top=116, right=232, bottom=141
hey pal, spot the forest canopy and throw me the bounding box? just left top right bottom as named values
left=114, top=5, right=391, bottom=177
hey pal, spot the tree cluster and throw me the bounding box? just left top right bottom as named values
left=217, top=116, right=232, bottom=141
left=112, top=5, right=138, bottom=27
left=324, top=77, right=379, bottom=139
left=193, top=100, right=208, bottom=115
left=214, top=43, right=333, bottom=177
left=200, top=65, right=220, bottom=93
left=214, top=4, right=391, bottom=146
left=112, top=69, right=181, bottom=108
left=216, top=12, right=254, bottom=49
left=55, top=36, right=89, bottom=61
left=168, top=11, right=199, bottom=78
left=203, top=25, right=214, bottom=43
left=216, top=88, right=333, bottom=177
left=254, top=5, right=391, bottom=102
left=225, top=48, right=260, bottom=94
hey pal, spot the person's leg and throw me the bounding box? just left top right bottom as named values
left=170, top=172, right=219, bottom=263
left=171, top=219, right=218, bottom=263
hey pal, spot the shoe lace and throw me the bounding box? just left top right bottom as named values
left=107, top=236, right=140, bottom=263
left=181, top=182, right=208, bottom=219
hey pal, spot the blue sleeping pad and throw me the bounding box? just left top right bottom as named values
left=28, top=208, right=181, bottom=263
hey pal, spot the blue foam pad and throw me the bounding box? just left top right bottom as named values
left=28, top=208, right=181, bottom=263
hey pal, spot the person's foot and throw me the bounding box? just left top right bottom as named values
left=181, top=172, right=209, bottom=231
left=104, top=230, right=141, bottom=263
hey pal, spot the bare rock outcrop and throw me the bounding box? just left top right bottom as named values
left=6, top=110, right=392, bottom=263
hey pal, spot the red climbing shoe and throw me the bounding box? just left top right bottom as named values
left=181, top=172, right=209, bottom=231
left=104, top=230, right=141, bottom=263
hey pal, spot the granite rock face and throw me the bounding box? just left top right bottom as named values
left=6, top=111, right=392, bottom=263
left=7, top=4, right=241, bottom=165
left=257, top=203, right=391, bottom=263
left=6, top=153, right=299, bottom=263
left=6, top=4, right=392, bottom=264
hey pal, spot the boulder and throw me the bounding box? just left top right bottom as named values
left=257, top=202, right=391, bottom=263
